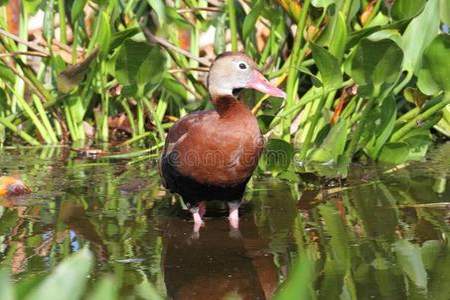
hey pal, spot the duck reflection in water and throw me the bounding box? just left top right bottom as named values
left=160, top=202, right=279, bottom=300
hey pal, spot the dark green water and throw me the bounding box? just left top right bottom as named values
left=0, top=143, right=449, bottom=299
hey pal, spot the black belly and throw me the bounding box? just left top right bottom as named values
left=160, top=152, right=249, bottom=207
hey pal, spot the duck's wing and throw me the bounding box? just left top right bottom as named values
left=159, top=110, right=218, bottom=188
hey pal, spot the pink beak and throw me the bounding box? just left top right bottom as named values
left=247, top=70, right=286, bottom=98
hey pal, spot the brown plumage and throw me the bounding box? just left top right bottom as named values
left=160, top=52, right=285, bottom=231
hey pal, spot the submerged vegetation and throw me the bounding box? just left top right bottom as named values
left=0, top=0, right=448, bottom=177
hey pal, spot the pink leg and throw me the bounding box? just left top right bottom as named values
left=190, top=201, right=206, bottom=238
left=228, top=202, right=240, bottom=229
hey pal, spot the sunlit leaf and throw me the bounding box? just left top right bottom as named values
left=390, top=0, right=426, bottom=20
left=401, top=0, right=440, bottom=73
left=418, top=34, right=450, bottom=94
left=242, top=0, right=264, bottom=41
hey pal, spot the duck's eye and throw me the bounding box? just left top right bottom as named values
left=238, top=62, right=247, bottom=70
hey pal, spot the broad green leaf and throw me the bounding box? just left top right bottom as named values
left=350, top=38, right=403, bottom=97
left=328, top=13, right=348, bottom=60
left=311, top=42, right=342, bottom=90
left=87, top=276, right=118, bottom=300
left=115, top=40, right=167, bottom=96
left=25, top=247, right=93, bottom=300
left=0, top=269, right=14, bottom=300
left=310, top=119, right=348, bottom=162
left=378, top=142, right=409, bottom=164
left=391, top=0, right=426, bottom=20
left=441, top=0, right=450, bottom=24
left=401, top=0, right=440, bottom=73
left=259, top=139, right=294, bottom=173
left=394, top=240, right=428, bottom=290
left=419, top=34, right=450, bottom=93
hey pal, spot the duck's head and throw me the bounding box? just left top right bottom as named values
left=207, top=52, right=286, bottom=100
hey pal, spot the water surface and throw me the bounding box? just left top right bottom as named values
left=0, top=144, right=449, bottom=299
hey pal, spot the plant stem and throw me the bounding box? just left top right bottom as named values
left=345, top=97, right=375, bottom=157
left=390, top=93, right=450, bottom=142
left=58, top=0, right=67, bottom=44
left=282, top=0, right=311, bottom=141
left=227, top=0, right=238, bottom=51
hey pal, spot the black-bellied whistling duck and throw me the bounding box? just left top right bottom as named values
left=160, top=52, right=285, bottom=234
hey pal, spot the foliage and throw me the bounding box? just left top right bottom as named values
left=0, top=0, right=449, bottom=176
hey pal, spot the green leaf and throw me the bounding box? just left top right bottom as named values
left=259, top=139, right=294, bottom=173
left=93, top=11, right=112, bottom=55
left=401, top=0, right=440, bottom=73
left=311, top=42, right=342, bottom=90
left=86, top=276, right=118, bottom=300
left=25, top=247, right=93, bottom=300
left=350, top=38, right=403, bottom=97
left=0, top=269, right=14, bottom=300
left=109, top=28, right=140, bottom=51
left=394, top=240, right=428, bottom=290
left=441, top=0, right=450, bottom=24
left=214, top=13, right=227, bottom=54
left=242, top=0, right=264, bottom=41
left=0, top=62, right=16, bottom=84
left=310, top=119, right=348, bottom=162
left=365, top=96, right=397, bottom=159
left=378, top=142, right=410, bottom=164
left=71, top=0, right=87, bottom=22
left=419, top=34, right=450, bottom=93
left=23, top=0, right=42, bottom=15
left=390, top=0, right=426, bottom=20
left=115, top=40, right=167, bottom=96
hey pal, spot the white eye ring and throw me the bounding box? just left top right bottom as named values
left=238, top=62, right=248, bottom=70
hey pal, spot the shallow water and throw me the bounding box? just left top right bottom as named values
left=0, top=143, right=449, bottom=299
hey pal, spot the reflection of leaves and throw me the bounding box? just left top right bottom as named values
left=393, top=239, right=428, bottom=290
left=25, top=247, right=93, bottom=300
left=0, top=269, right=14, bottom=300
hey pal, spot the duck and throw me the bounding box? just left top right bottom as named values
left=160, top=52, right=285, bottom=234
